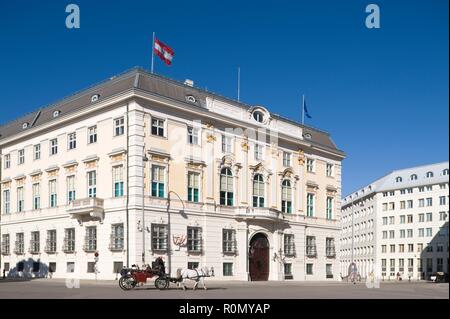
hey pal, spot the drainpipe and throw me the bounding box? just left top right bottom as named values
left=0, top=150, right=2, bottom=270
left=126, top=103, right=130, bottom=267
left=142, top=146, right=148, bottom=265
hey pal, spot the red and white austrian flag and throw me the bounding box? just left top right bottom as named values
left=154, top=37, right=174, bottom=65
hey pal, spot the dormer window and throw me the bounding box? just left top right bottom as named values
left=53, top=110, right=61, bottom=118
left=443, top=169, right=449, bottom=176
left=426, top=171, right=433, bottom=178
left=304, top=133, right=312, bottom=139
left=395, top=176, right=402, bottom=183
left=186, top=95, right=197, bottom=103
left=253, top=111, right=264, bottom=123
left=410, top=174, right=417, bottom=181
left=91, top=94, right=100, bottom=103
left=22, top=123, right=29, bottom=129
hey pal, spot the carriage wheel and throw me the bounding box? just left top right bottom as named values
left=155, top=277, right=170, bottom=290
left=119, top=275, right=137, bottom=290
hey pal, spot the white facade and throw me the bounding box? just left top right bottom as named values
left=341, top=162, right=449, bottom=280
left=0, top=68, right=345, bottom=281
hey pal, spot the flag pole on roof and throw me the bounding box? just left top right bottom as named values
left=151, top=32, right=155, bottom=74
left=237, top=66, right=241, bottom=102
left=302, top=94, right=312, bottom=125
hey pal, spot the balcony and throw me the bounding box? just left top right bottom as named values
left=234, top=207, right=285, bottom=222
left=62, top=239, right=76, bottom=254
left=44, top=241, right=57, bottom=254
left=109, top=236, right=124, bottom=252
left=68, top=198, right=104, bottom=224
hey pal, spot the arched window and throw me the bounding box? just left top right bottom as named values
left=253, top=111, right=264, bottom=123
left=220, top=168, right=233, bottom=206
left=395, top=176, right=402, bottom=183
left=252, top=174, right=265, bottom=207
left=443, top=169, right=449, bottom=176
left=426, top=171, right=433, bottom=178
left=410, top=174, right=417, bottom=181
left=281, top=180, right=292, bottom=213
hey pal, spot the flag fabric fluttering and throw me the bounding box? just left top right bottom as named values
left=154, top=37, right=174, bottom=65
left=303, top=97, right=312, bottom=119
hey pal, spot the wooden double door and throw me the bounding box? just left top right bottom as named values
left=249, top=233, right=269, bottom=281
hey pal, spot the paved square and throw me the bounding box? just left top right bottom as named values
left=0, top=279, right=448, bottom=299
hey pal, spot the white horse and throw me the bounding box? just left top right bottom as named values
left=176, top=267, right=210, bottom=290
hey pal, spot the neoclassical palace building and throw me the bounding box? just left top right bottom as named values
left=0, top=68, right=345, bottom=280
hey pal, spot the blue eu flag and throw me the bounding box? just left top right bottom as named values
left=304, top=99, right=312, bottom=119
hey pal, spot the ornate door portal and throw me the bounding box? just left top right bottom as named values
left=249, top=233, right=269, bottom=281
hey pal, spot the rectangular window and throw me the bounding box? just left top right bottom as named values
left=46, top=230, right=57, bottom=253
left=4, top=154, right=10, bottom=169
left=439, top=196, right=446, bottom=205
left=408, top=244, right=414, bottom=253
left=399, top=258, right=405, bottom=272
left=187, top=126, right=199, bottom=145
left=113, top=262, right=124, bottom=274
left=426, top=212, right=433, bottom=222
left=326, top=163, right=333, bottom=177
left=407, top=215, right=413, bottom=223
left=17, top=187, right=24, bottom=212
left=30, top=231, right=40, bottom=254
left=390, top=259, right=395, bottom=273
left=407, top=200, right=413, bottom=209
left=151, top=166, right=165, bottom=198
left=437, top=258, right=443, bottom=272
left=326, top=238, right=335, bottom=258
left=113, top=166, right=124, bottom=197
left=15, top=233, right=24, bottom=254
left=3, top=190, right=11, bottom=214
left=382, top=203, right=388, bottom=211
left=151, top=118, right=165, bottom=137
left=67, top=262, right=75, bottom=273
left=221, top=135, right=232, bottom=153
left=407, top=229, right=413, bottom=238
left=223, top=229, right=236, bottom=254
left=400, top=229, right=405, bottom=238
left=18, top=149, right=25, bottom=165
left=110, top=224, right=124, bottom=251
left=67, top=175, right=76, bottom=203
left=32, top=183, right=40, bottom=210
left=50, top=139, right=58, bottom=155
left=254, top=143, right=263, bottom=161
left=87, top=171, right=97, bottom=198
left=306, top=159, right=315, bottom=173
left=389, top=230, right=395, bottom=239
left=2, top=234, right=10, bottom=255
left=326, top=264, right=333, bottom=278
left=390, top=244, right=395, bottom=253
left=306, top=236, right=316, bottom=257
left=417, top=243, right=423, bottom=252
left=187, top=172, right=199, bottom=203
left=381, top=259, right=387, bottom=271
left=439, top=211, right=448, bottom=221
left=151, top=224, right=168, bottom=251
left=400, top=201, right=405, bottom=209
left=284, top=234, right=295, bottom=256
left=84, top=226, right=97, bottom=252
left=418, top=228, right=424, bottom=237
left=381, top=245, right=387, bottom=253
left=223, top=263, right=233, bottom=276
left=389, top=202, right=395, bottom=210
left=383, top=217, right=388, bottom=225
left=283, top=152, right=291, bottom=167
left=418, top=199, right=425, bottom=207
left=306, top=263, right=313, bottom=275
left=88, top=126, right=97, bottom=144
left=306, top=193, right=315, bottom=217
left=33, top=144, right=41, bottom=160
left=284, top=263, right=292, bottom=278
left=326, top=197, right=333, bottom=220
left=187, top=227, right=202, bottom=252
left=400, top=215, right=405, bottom=224
left=188, top=262, right=199, bottom=270
left=114, top=117, right=125, bottom=136
left=389, top=216, right=395, bottom=224
left=68, top=132, right=77, bottom=150
left=49, top=180, right=57, bottom=207
left=426, top=258, right=433, bottom=273
left=419, top=213, right=425, bottom=222
left=399, top=244, right=405, bottom=253
left=63, top=228, right=75, bottom=253
left=426, top=228, right=432, bottom=237
left=426, top=198, right=432, bottom=207
left=87, top=262, right=96, bottom=273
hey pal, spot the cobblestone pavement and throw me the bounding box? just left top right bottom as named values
left=0, top=278, right=448, bottom=299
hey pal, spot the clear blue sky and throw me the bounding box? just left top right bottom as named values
left=0, top=0, right=448, bottom=196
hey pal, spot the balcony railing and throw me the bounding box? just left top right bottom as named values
left=306, top=246, right=317, bottom=258
left=83, top=237, right=97, bottom=252
left=1, top=247, right=10, bottom=256
left=326, top=248, right=336, bottom=258
left=68, top=198, right=104, bottom=223
left=29, top=241, right=40, bottom=254
left=234, top=207, right=284, bottom=221
left=44, top=241, right=57, bottom=254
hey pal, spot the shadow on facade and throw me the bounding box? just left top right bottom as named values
left=5, top=257, right=49, bottom=280
left=419, top=221, right=449, bottom=282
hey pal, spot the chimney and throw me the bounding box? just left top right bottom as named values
left=184, top=79, right=194, bottom=87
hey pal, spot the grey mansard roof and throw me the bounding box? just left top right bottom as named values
left=0, top=67, right=343, bottom=154
left=342, top=161, right=450, bottom=205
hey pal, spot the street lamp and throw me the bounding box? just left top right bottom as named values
left=142, top=149, right=149, bottom=265
left=166, top=190, right=184, bottom=276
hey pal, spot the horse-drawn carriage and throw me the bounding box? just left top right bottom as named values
left=118, top=257, right=212, bottom=290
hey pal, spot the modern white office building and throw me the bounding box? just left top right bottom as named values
left=0, top=67, right=345, bottom=281
left=340, top=162, right=449, bottom=280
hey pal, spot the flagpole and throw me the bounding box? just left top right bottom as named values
left=151, top=32, right=155, bottom=74
left=301, top=94, right=305, bottom=125
left=237, top=66, right=241, bottom=102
